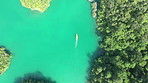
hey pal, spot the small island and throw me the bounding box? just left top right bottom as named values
left=20, top=0, right=52, bottom=13
left=0, top=46, right=12, bottom=75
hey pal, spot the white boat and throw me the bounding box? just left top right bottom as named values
left=75, top=34, right=78, bottom=48
left=88, top=0, right=94, bottom=2
left=76, top=34, right=78, bottom=40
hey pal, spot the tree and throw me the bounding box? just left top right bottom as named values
left=20, top=0, right=52, bottom=12
left=0, top=46, right=12, bottom=75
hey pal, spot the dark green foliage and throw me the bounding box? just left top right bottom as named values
left=14, top=71, right=56, bottom=83
left=89, top=0, right=148, bottom=83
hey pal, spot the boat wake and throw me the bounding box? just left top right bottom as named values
left=75, top=40, right=78, bottom=48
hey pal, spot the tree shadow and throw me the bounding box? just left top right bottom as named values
left=85, top=46, right=104, bottom=82
left=14, top=71, right=56, bottom=83
left=0, top=45, right=12, bottom=55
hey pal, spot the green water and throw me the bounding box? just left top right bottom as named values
left=0, top=0, right=97, bottom=83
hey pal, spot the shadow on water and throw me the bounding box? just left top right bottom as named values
left=0, top=45, right=12, bottom=55
left=85, top=46, right=104, bottom=82
left=14, top=71, right=56, bottom=83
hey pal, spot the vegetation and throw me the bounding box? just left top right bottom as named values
left=15, top=71, right=56, bottom=83
left=0, top=46, right=12, bottom=75
left=20, top=0, right=52, bottom=12
left=88, top=0, right=148, bottom=83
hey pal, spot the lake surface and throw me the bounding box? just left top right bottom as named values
left=0, top=0, right=97, bottom=83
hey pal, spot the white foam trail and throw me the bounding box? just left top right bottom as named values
left=75, top=40, right=78, bottom=48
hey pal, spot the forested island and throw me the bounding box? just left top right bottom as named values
left=0, top=46, right=12, bottom=75
left=20, top=0, right=52, bottom=12
left=89, top=0, right=148, bottom=83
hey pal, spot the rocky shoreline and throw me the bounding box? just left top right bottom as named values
left=88, top=0, right=97, bottom=18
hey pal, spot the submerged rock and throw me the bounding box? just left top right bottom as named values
left=0, top=46, right=12, bottom=75
left=20, top=0, right=52, bottom=13
left=14, top=71, right=56, bottom=83
left=92, top=11, right=97, bottom=18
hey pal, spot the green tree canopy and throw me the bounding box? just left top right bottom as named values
left=20, top=0, right=52, bottom=12
left=88, top=0, right=148, bottom=83
left=0, top=46, right=12, bottom=75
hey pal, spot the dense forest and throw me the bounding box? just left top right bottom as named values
left=89, top=0, right=148, bottom=83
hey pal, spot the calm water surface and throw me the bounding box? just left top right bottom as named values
left=0, top=0, right=97, bottom=83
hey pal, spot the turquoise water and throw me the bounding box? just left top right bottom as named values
left=0, top=0, right=97, bottom=83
